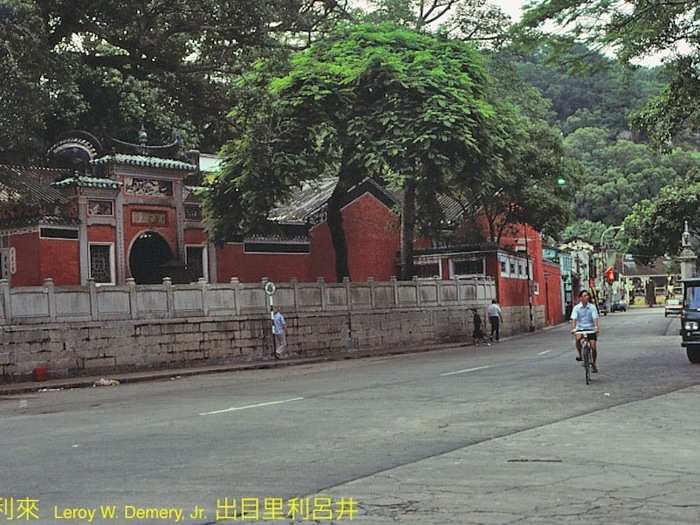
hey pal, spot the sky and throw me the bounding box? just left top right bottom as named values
left=491, top=0, right=526, bottom=21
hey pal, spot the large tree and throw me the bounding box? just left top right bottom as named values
left=0, top=0, right=352, bottom=162
left=204, top=23, right=496, bottom=281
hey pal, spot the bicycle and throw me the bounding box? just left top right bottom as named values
left=576, top=330, right=596, bottom=385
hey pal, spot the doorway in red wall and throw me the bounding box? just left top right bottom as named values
left=129, top=232, right=173, bottom=284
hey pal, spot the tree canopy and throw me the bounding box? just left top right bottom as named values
left=0, top=0, right=351, bottom=162
left=205, top=23, right=499, bottom=280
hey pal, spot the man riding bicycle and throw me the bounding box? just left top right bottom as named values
left=570, top=290, right=600, bottom=373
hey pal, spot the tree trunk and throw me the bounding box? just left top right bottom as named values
left=326, top=151, right=362, bottom=282
left=400, top=177, right=417, bottom=280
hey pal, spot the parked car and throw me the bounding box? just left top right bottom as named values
left=611, top=300, right=627, bottom=312
left=680, top=277, right=700, bottom=363
left=665, top=297, right=683, bottom=317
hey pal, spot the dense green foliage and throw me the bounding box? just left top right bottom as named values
left=0, top=0, right=348, bottom=162
left=624, top=181, right=700, bottom=259
left=563, top=127, right=700, bottom=225
left=522, top=0, right=700, bottom=254
left=206, top=23, right=501, bottom=279
left=511, top=47, right=664, bottom=138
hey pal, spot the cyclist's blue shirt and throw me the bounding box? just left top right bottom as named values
left=570, top=302, right=599, bottom=331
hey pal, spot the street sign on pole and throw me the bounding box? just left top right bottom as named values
left=264, top=281, right=276, bottom=296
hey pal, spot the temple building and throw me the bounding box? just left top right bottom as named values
left=0, top=130, right=562, bottom=324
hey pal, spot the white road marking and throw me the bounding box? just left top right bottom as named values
left=538, top=350, right=552, bottom=356
left=440, top=366, right=491, bottom=377
left=199, top=397, right=304, bottom=416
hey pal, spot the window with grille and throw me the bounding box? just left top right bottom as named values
left=415, top=262, right=440, bottom=279
left=89, top=245, right=113, bottom=283
left=452, top=258, right=484, bottom=276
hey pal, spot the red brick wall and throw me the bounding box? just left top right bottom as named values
left=216, top=243, right=312, bottom=283
left=9, top=232, right=40, bottom=286
left=498, top=223, right=546, bottom=306
left=344, top=193, right=400, bottom=282
left=308, top=222, right=337, bottom=283
left=308, top=192, right=400, bottom=283
left=39, top=238, right=80, bottom=285
left=543, top=261, right=563, bottom=326
left=496, top=274, right=530, bottom=307
left=87, top=225, right=116, bottom=243
left=184, top=228, right=207, bottom=245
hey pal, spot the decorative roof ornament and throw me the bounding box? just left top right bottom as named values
left=46, top=131, right=104, bottom=172
left=107, top=127, right=185, bottom=160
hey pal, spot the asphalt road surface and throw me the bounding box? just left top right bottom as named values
left=1, top=308, right=698, bottom=524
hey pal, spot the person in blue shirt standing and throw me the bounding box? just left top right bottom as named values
left=570, top=290, right=600, bottom=372
left=272, top=306, right=288, bottom=359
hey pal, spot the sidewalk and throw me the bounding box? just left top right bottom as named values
left=305, top=385, right=700, bottom=524
left=0, top=324, right=563, bottom=396
left=0, top=341, right=470, bottom=396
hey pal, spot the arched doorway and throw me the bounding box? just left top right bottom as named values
left=129, top=232, right=173, bottom=284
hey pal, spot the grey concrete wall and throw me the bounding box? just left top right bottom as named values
left=0, top=277, right=504, bottom=380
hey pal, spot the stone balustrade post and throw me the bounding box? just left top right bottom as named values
left=127, top=278, right=138, bottom=319
left=291, top=278, right=299, bottom=311
left=317, top=277, right=327, bottom=310
left=162, top=277, right=174, bottom=318
left=43, top=278, right=56, bottom=321
left=199, top=277, right=209, bottom=316
left=88, top=278, right=98, bottom=319
left=413, top=276, right=421, bottom=306
left=343, top=276, right=351, bottom=311
left=0, top=279, right=10, bottom=325
left=230, top=277, right=241, bottom=315
left=390, top=276, right=398, bottom=307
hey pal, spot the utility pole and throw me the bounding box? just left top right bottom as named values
left=524, top=224, right=535, bottom=332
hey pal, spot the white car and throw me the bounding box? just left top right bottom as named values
left=665, top=298, right=683, bottom=317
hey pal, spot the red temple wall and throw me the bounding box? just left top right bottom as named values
left=39, top=238, right=80, bottom=285
left=87, top=225, right=116, bottom=243
left=9, top=232, right=40, bottom=286
left=543, top=261, right=563, bottom=325
left=343, top=193, right=400, bottom=282
left=308, top=193, right=401, bottom=283
left=184, top=228, right=207, bottom=245
left=215, top=243, right=312, bottom=283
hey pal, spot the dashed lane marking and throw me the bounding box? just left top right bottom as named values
left=440, top=366, right=491, bottom=377
left=199, top=397, right=304, bottom=416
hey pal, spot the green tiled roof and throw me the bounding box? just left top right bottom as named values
left=91, top=154, right=197, bottom=172
left=51, top=176, right=120, bottom=189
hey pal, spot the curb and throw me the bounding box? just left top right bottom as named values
left=0, top=323, right=565, bottom=396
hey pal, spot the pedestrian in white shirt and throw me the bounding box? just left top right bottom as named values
left=272, top=306, right=287, bottom=359
left=487, top=300, right=503, bottom=342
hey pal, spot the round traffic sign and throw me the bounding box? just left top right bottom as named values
left=264, top=281, right=276, bottom=296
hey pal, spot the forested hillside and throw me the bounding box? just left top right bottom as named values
left=508, top=46, right=700, bottom=249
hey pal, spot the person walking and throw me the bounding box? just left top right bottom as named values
left=272, top=306, right=288, bottom=359
left=487, top=299, right=503, bottom=342
left=471, top=308, right=490, bottom=346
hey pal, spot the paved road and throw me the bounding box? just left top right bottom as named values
left=1, top=308, right=698, bottom=524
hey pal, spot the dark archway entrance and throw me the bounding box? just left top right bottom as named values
left=129, top=232, right=173, bottom=284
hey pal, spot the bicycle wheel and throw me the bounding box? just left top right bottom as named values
left=582, top=341, right=591, bottom=385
